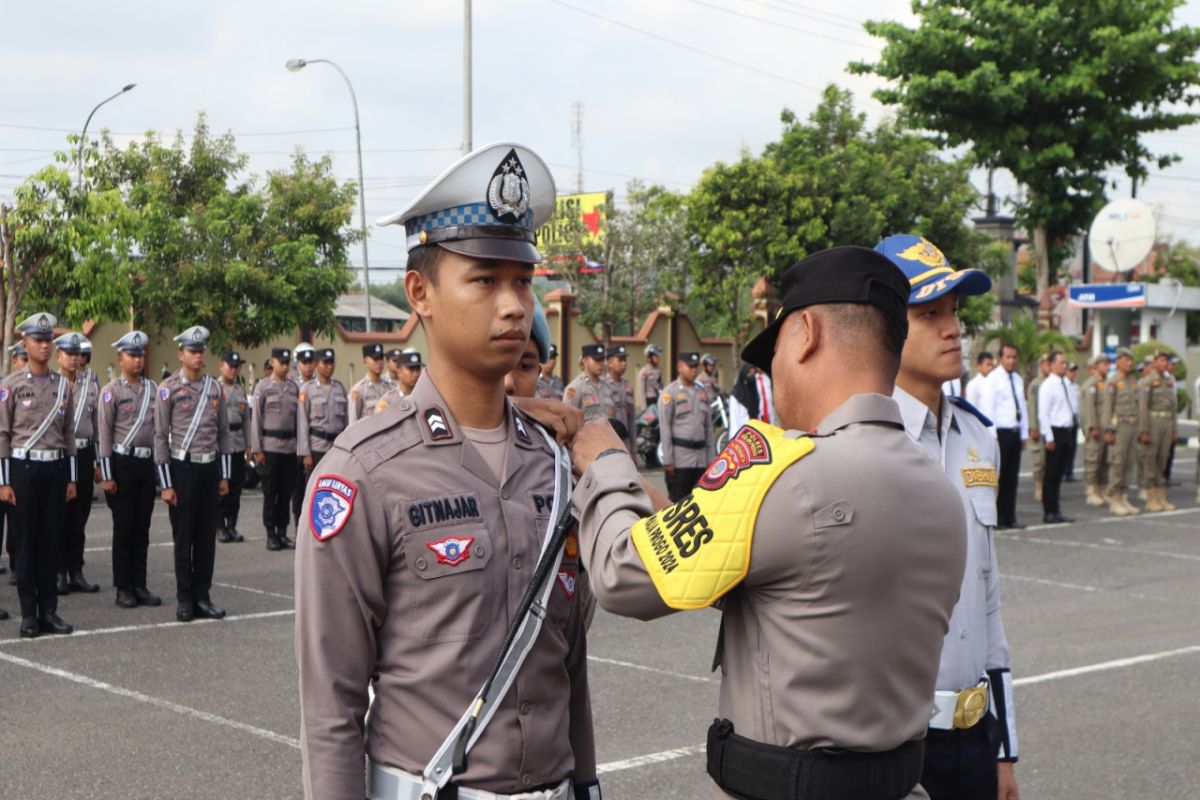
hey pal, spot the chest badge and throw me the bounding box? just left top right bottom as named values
left=427, top=535, right=475, bottom=566
left=966, top=445, right=980, bottom=463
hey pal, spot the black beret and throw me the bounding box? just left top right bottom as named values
left=271, top=347, right=291, bottom=362
left=581, top=344, right=606, bottom=360
left=741, top=246, right=909, bottom=374
left=363, top=343, right=384, bottom=358
left=220, top=352, right=242, bottom=366
left=677, top=351, right=700, bottom=366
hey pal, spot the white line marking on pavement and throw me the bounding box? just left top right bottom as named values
left=1001, top=574, right=1099, bottom=592
left=0, top=649, right=301, bottom=749
left=1001, top=535, right=1200, bottom=563
left=597, top=744, right=706, bottom=775
left=214, top=581, right=294, bottom=600
left=1015, top=645, right=1200, bottom=687
left=588, top=655, right=716, bottom=684
left=0, top=609, right=295, bottom=647
left=1004, top=506, right=1199, bottom=533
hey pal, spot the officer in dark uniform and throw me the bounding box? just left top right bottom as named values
left=98, top=331, right=163, bottom=609
left=154, top=325, right=233, bottom=622
left=218, top=351, right=250, bottom=543
left=0, top=312, right=79, bottom=637
left=55, top=332, right=101, bottom=595
left=251, top=347, right=300, bottom=551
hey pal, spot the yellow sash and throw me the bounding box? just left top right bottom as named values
left=632, top=421, right=814, bottom=609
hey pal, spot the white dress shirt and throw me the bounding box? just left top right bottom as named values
left=980, top=366, right=1029, bottom=440
left=965, top=372, right=988, bottom=409
left=1037, top=374, right=1077, bottom=443
left=942, top=377, right=963, bottom=397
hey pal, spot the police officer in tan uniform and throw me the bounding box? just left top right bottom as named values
left=0, top=313, right=79, bottom=636
left=98, top=331, right=163, bottom=608
left=564, top=344, right=616, bottom=425
left=638, top=344, right=662, bottom=409
left=1080, top=353, right=1110, bottom=507
left=1139, top=349, right=1178, bottom=512
left=217, top=351, right=250, bottom=543
left=55, top=332, right=101, bottom=595
left=155, top=325, right=233, bottom=623
left=536, top=344, right=564, bottom=400
left=0, top=343, right=24, bottom=582
left=297, top=346, right=348, bottom=480
left=568, top=247, right=966, bottom=800
left=297, top=142, right=597, bottom=800
left=659, top=351, right=715, bottom=502
left=604, top=344, right=636, bottom=454
left=290, top=344, right=317, bottom=528
left=698, top=353, right=719, bottom=399
left=252, top=346, right=300, bottom=551
left=1103, top=348, right=1141, bottom=515
left=349, top=343, right=390, bottom=423
left=375, top=350, right=425, bottom=411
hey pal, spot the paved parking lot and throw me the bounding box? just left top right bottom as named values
left=1, top=451, right=1198, bottom=799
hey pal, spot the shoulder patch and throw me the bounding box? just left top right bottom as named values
left=565, top=386, right=577, bottom=401
left=350, top=390, right=359, bottom=401
left=159, top=387, right=170, bottom=400
left=661, top=392, right=671, bottom=404
left=698, top=425, right=772, bottom=490
left=309, top=475, right=357, bottom=541
left=0, top=387, right=7, bottom=403
left=298, top=392, right=306, bottom=403
left=557, top=569, right=577, bottom=601
left=948, top=395, right=993, bottom=428
left=102, top=389, right=113, bottom=404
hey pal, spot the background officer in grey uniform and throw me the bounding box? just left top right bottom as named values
left=155, top=325, right=233, bottom=623
left=564, top=344, right=616, bottom=427
left=0, top=312, right=79, bottom=637
left=536, top=343, right=564, bottom=399
left=349, top=343, right=390, bottom=423
left=252, top=346, right=300, bottom=551
left=568, top=247, right=966, bottom=800
left=876, top=234, right=1019, bottom=800
left=376, top=350, right=425, bottom=411
left=290, top=344, right=317, bottom=527
left=659, top=351, right=714, bottom=502
left=98, top=331, right=163, bottom=609
left=638, top=344, right=662, bottom=409
left=604, top=344, right=637, bottom=455
left=217, top=351, right=250, bottom=543
left=55, top=332, right=101, bottom=595
left=296, top=346, right=348, bottom=484
left=0, top=343, right=24, bottom=581
left=297, top=142, right=597, bottom=800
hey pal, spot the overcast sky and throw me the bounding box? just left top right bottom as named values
left=4, top=0, right=1200, bottom=282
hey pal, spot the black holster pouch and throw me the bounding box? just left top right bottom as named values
left=672, top=436, right=706, bottom=449
left=706, top=718, right=924, bottom=800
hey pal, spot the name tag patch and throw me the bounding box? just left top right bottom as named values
left=408, top=494, right=481, bottom=528
left=309, top=474, right=357, bottom=541
left=961, top=467, right=998, bottom=488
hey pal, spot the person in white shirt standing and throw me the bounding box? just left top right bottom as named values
left=1038, top=351, right=1077, bottom=523
left=966, top=351, right=994, bottom=409
left=980, top=343, right=1029, bottom=528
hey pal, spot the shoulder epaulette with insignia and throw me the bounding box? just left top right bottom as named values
left=948, top=396, right=992, bottom=428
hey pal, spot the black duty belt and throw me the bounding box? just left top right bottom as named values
left=707, top=719, right=923, bottom=800
left=262, top=428, right=296, bottom=438
left=672, top=436, right=706, bottom=449
left=310, top=428, right=340, bottom=441
left=228, top=423, right=243, bottom=431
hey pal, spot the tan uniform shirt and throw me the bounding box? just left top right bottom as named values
left=1102, top=373, right=1139, bottom=431
left=0, top=370, right=79, bottom=481
left=564, top=375, right=615, bottom=423
left=297, top=379, right=348, bottom=457
left=659, top=379, right=714, bottom=468
left=153, top=371, right=233, bottom=489
left=535, top=373, right=564, bottom=400
left=295, top=375, right=596, bottom=800
left=1027, top=375, right=1044, bottom=436
left=697, top=372, right=717, bottom=400
left=572, top=394, right=966, bottom=800
left=221, top=380, right=251, bottom=453
left=349, top=376, right=391, bottom=423
left=604, top=375, right=637, bottom=452
left=374, top=385, right=405, bottom=414
left=69, top=372, right=99, bottom=446
left=1079, top=375, right=1103, bottom=432
left=638, top=364, right=661, bottom=408
left=97, top=376, right=158, bottom=480
left=250, top=376, right=299, bottom=455
left=1138, top=371, right=1177, bottom=433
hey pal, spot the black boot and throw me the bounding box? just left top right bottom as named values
left=229, top=526, right=245, bottom=542
left=0, top=606, right=8, bottom=620
left=278, top=525, right=296, bottom=550
left=133, top=587, right=162, bottom=607
left=38, top=611, right=74, bottom=635
left=115, top=589, right=138, bottom=609
left=69, top=570, right=100, bottom=593
left=56, top=572, right=70, bottom=595
left=266, top=527, right=282, bottom=551
left=19, top=616, right=40, bottom=638
left=194, top=599, right=226, bottom=619
left=216, top=525, right=234, bottom=544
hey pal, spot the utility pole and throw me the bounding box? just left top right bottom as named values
left=462, top=0, right=473, bottom=155
left=572, top=101, right=584, bottom=193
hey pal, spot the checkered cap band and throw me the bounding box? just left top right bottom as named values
left=405, top=203, right=535, bottom=247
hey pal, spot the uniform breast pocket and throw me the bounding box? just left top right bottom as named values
left=403, top=528, right=496, bottom=644
left=310, top=398, right=327, bottom=420
left=968, top=488, right=998, bottom=529
left=674, top=400, right=691, bottom=416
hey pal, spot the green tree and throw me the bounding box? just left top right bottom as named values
left=980, top=314, right=1076, bottom=382
left=854, top=0, right=1200, bottom=327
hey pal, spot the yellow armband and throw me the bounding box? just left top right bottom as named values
left=631, top=421, right=814, bottom=609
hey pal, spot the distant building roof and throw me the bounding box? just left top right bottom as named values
left=335, top=293, right=410, bottom=322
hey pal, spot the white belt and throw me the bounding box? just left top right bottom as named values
left=929, top=680, right=990, bottom=731
left=367, top=762, right=571, bottom=800
left=170, top=449, right=217, bottom=464
left=114, top=444, right=153, bottom=459
left=12, top=448, right=64, bottom=462
left=75, top=438, right=93, bottom=450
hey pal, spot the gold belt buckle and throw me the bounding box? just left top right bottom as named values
left=952, top=682, right=989, bottom=730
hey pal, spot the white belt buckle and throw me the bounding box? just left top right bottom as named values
left=75, top=438, right=92, bottom=449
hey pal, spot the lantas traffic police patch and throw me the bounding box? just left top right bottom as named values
left=309, top=474, right=357, bottom=541
left=428, top=535, right=475, bottom=566
left=698, top=425, right=772, bottom=491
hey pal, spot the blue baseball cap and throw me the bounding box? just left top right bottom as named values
left=874, top=234, right=991, bottom=305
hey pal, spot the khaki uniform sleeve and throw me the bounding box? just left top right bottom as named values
left=1138, top=378, right=1150, bottom=434
left=348, top=385, right=363, bottom=424
left=1101, top=382, right=1116, bottom=431
left=97, top=383, right=116, bottom=481
left=1078, top=381, right=1094, bottom=431
left=296, top=450, right=394, bottom=800
left=250, top=385, right=265, bottom=454
left=565, top=571, right=597, bottom=784
left=571, top=453, right=674, bottom=620
left=297, top=388, right=312, bottom=458
left=154, top=383, right=172, bottom=488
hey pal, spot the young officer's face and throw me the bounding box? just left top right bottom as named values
left=900, top=293, right=962, bottom=386
left=505, top=339, right=541, bottom=398
left=409, top=250, right=534, bottom=380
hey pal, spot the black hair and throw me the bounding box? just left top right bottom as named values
left=976, top=351, right=994, bottom=365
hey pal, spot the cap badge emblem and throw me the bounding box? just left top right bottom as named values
left=897, top=238, right=946, bottom=268
left=38, top=314, right=49, bottom=330
left=967, top=445, right=980, bottom=463
left=487, top=149, right=531, bottom=223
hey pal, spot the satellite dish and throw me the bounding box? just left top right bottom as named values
left=1088, top=198, right=1156, bottom=273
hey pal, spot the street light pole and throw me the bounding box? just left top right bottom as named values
left=463, top=0, right=472, bottom=155
left=287, top=58, right=373, bottom=333
left=77, top=84, right=136, bottom=190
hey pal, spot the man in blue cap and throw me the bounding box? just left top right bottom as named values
left=875, top=234, right=1019, bottom=800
